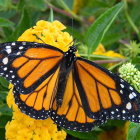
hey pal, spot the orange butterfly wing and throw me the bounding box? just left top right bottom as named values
left=0, top=42, right=63, bottom=94
left=51, top=70, right=103, bottom=131
left=74, top=57, right=140, bottom=122
left=14, top=66, right=61, bottom=119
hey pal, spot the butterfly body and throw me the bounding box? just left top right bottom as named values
left=0, top=41, right=140, bottom=132
left=56, top=45, right=77, bottom=106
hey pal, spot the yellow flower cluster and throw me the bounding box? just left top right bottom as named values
left=93, top=44, right=124, bottom=58
left=18, top=20, right=73, bottom=52
left=5, top=20, right=72, bottom=140
left=6, top=84, right=66, bottom=140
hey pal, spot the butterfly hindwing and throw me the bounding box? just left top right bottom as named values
left=74, top=57, right=140, bottom=122
left=14, top=66, right=61, bottom=119
left=0, top=41, right=64, bottom=94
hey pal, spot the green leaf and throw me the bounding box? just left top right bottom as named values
left=84, top=2, right=124, bottom=54
left=0, top=91, right=8, bottom=101
left=0, top=0, right=5, bottom=6
left=131, top=57, right=140, bottom=70
left=65, top=127, right=102, bottom=140
left=102, top=33, right=125, bottom=46
left=101, top=120, right=126, bottom=129
left=0, top=0, right=12, bottom=10
left=48, top=8, right=54, bottom=22
left=0, top=114, right=11, bottom=128
left=130, top=0, right=140, bottom=28
left=64, top=27, right=84, bottom=41
left=64, top=0, right=74, bottom=10
left=56, top=0, right=81, bottom=21
left=0, top=77, right=9, bottom=88
left=28, top=0, right=47, bottom=11
left=17, top=0, right=26, bottom=11
left=56, top=0, right=71, bottom=11
left=127, top=122, right=140, bottom=140
left=0, top=104, right=12, bottom=116
left=0, top=17, right=14, bottom=27
left=0, top=10, right=16, bottom=19
left=2, top=27, right=13, bottom=41
left=8, top=8, right=31, bottom=41
left=0, top=128, right=5, bottom=140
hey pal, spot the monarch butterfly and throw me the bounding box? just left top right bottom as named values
left=0, top=41, right=140, bottom=132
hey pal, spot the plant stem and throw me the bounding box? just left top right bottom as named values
left=124, top=0, right=139, bottom=35
left=46, top=1, right=82, bottom=22
left=93, top=59, right=126, bottom=64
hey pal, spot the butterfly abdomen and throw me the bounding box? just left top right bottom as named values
left=56, top=46, right=77, bottom=106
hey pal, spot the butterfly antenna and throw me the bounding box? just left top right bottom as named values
left=72, top=18, right=74, bottom=37
left=64, top=18, right=76, bottom=50
left=32, top=34, right=46, bottom=44
left=71, top=19, right=78, bottom=49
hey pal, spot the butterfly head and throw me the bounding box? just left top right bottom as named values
left=65, top=45, right=77, bottom=55
left=63, top=45, right=77, bottom=67
left=69, top=45, right=77, bottom=52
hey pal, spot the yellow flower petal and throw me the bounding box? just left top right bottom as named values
left=93, top=44, right=124, bottom=67
left=93, top=44, right=124, bottom=58
left=52, top=20, right=66, bottom=30
left=95, top=44, right=106, bottom=53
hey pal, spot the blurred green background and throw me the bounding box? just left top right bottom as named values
left=0, top=0, right=140, bottom=140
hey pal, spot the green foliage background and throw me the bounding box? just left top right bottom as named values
left=0, top=0, right=140, bottom=140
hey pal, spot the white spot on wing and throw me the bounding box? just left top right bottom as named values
left=129, top=94, right=134, bottom=99
left=6, top=46, right=11, bottom=49
left=19, top=46, right=24, bottom=50
left=6, top=49, right=11, bottom=54
left=132, top=92, right=137, bottom=97
left=120, top=84, right=124, bottom=88
left=120, top=90, right=123, bottom=94
left=3, top=67, right=7, bottom=71
left=17, top=52, right=21, bottom=55
left=22, top=42, right=26, bottom=45
left=12, top=75, right=15, bottom=78
left=12, top=42, right=16, bottom=45
left=129, top=86, right=133, bottom=90
left=2, top=57, right=8, bottom=65
left=126, top=102, right=132, bottom=110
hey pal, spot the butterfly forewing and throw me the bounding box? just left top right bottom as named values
left=0, top=42, right=64, bottom=94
